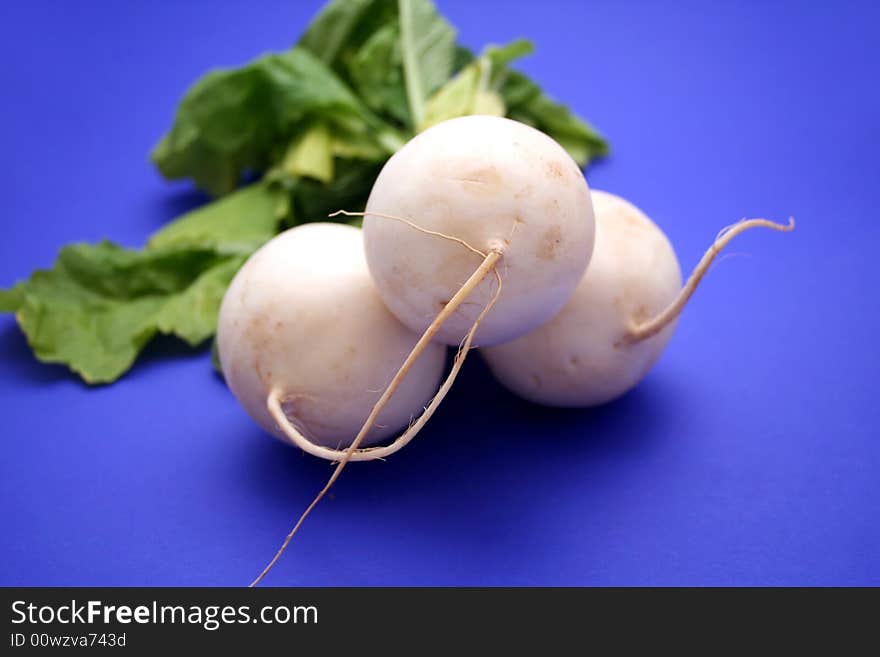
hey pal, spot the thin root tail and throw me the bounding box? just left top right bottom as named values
left=626, top=216, right=794, bottom=343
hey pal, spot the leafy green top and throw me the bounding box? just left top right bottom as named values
left=2, top=0, right=608, bottom=384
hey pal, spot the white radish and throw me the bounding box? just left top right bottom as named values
left=216, top=223, right=446, bottom=455
left=250, top=116, right=595, bottom=585
left=482, top=190, right=794, bottom=407
left=363, top=115, right=595, bottom=347
left=279, top=117, right=595, bottom=465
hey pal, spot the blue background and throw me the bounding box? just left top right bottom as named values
left=1, top=0, right=878, bottom=586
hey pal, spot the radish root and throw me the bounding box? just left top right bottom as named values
left=626, top=217, right=795, bottom=343
left=251, top=214, right=504, bottom=586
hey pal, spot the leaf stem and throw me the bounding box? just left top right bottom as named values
left=399, top=0, right=425, bottom=129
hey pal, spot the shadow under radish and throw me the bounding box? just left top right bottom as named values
left=229, top=351, right=686, bottom=583
left=131, top=334, right=211, bottom=375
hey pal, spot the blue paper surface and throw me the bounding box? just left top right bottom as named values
left=1, top=0, right=878, bottom=585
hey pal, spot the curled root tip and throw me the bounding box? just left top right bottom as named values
left=629, top=212, right=795, bottom=343
left=715, top=216, right=794, bottom=242
left=743, top=216, right=796, bottom=234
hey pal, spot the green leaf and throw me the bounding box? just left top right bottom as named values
left=483, top=39, right=535, bottom=79
left=9, top=242, right=243, bottom=383
left=3, top=180, right=284, bottom=384
left=271, top=158, right=382, bottom=227
left=422, top=37, right=607, bottom=165
left=299, top=0, right=396, bottom=69
left=148, top=183, right=282, bottom=255
left=151, top=48, right=396, bottom=196
left=421, top=60, right=480, bottom=128
left=451, top=44, right=475, bottom=71
left=0, top=283, right=24, bottom=312
left=303, top=0, right=456, bottom=132
left=330, top=128, right=389, bottom=161
left=347, top=21, right=411, bottom=125
left=281, top=122, right=335, bottom=183
left=421, top=39, right=533, bottom=130
left=153, top=255, right=247, bottom=346
left=398, top=0, right=456, bottom=128
left=503, top=71, right=609, bottom=166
